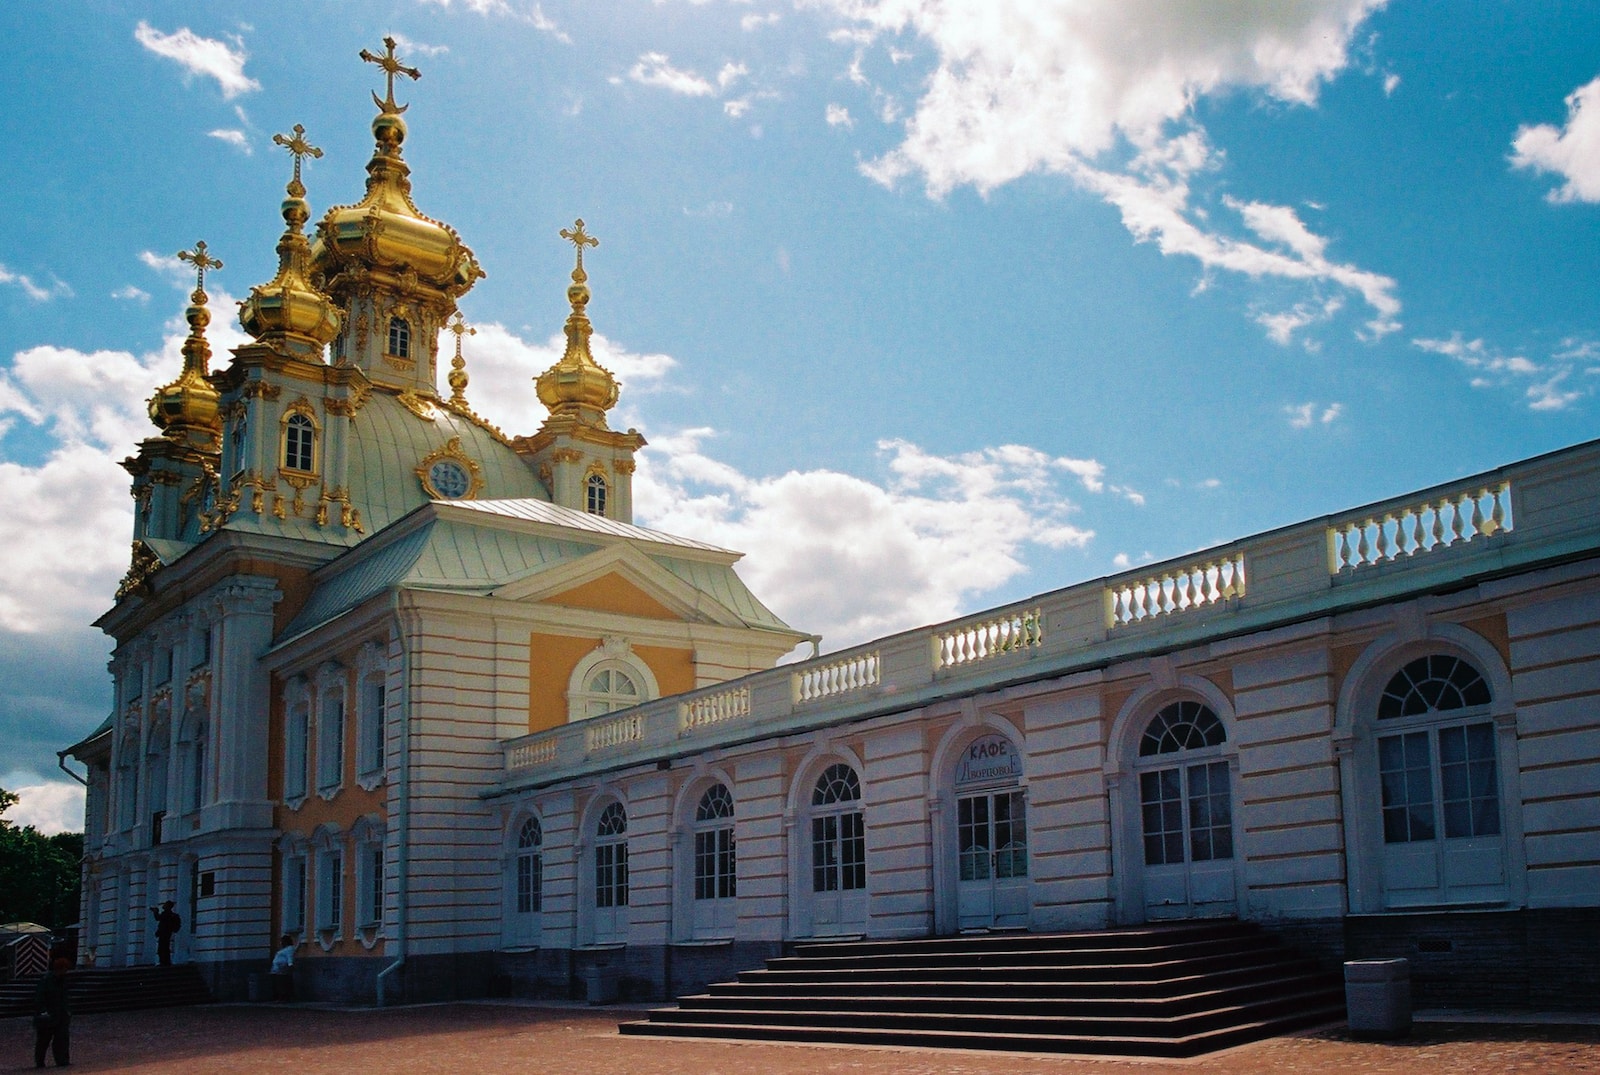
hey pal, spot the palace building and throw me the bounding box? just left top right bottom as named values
left=66, top=40, right=1600, bottom=1011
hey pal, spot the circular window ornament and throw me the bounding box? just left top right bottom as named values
left=416, top=437, right=484, bottom=500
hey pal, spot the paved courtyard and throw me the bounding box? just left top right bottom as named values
left=5, top=1003, right=1597, bottom=1074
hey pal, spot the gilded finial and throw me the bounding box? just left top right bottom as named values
left=177, top=241, right=222, bottom=303
left=560, top=219, right=599, bottom=283
left=447, top=312, right=475, bottom=404
left=272, top=124, right=323, bottom=198
left=360, top=35, right=421, bottom=115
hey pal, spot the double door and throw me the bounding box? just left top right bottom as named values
left=955, top=789, right=1029, bottom=929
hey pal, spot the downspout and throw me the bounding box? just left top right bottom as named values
left=57, top=750, right=89, bottom=787
left=376, top=591, right=416, bottom=1006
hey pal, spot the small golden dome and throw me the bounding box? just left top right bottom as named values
left=536, top=220, right=619, bottom=427
left=149, top=244, right=223, bottom=445
left=240, top=125, right=342, bottom=353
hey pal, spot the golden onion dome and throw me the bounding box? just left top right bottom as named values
left=240, top=125, right=342, bottom=353
left=149, top=243, right=223, bottom=444
left=310, top=102, right=483, bottom=300
left=536, top=220, right=620, bottom=426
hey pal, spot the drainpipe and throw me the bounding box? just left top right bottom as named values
left=376, top=592, right=415, bottom=1007
left=57, top=750, right=89, bottom=787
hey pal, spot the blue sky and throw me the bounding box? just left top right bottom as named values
left=2, top=0, right=1597, bottom=832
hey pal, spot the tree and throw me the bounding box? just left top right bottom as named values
left=0, top=787, right=83, bottom=930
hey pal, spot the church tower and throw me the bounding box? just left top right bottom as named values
left=123, top=243, right=225, bottom=550
left=516, top=221, right=645, bottom=522
left=311, top=37, right=483, bottom=401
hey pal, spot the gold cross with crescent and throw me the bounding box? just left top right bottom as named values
left=560, top=219, right=599, bottom=276
left=177, top=241, right=223, bottom=294
left=447, top=311, right=475, bottom=362
left=360, top=36, right=421, bottom=114
left=271, top=124, right=322, bottom=193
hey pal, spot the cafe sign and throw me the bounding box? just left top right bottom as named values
left=954, top=734, right=1022, bottom=788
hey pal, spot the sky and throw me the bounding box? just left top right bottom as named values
left=1, top=0, right=1597, bottom=834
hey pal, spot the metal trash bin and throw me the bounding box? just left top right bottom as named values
left=583, top=965, right=619, bottom=1004
left=1345, top=957, right=1411, bottom=1038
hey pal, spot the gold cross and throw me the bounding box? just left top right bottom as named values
left=560, top=219, right=599, bottom=275
left=271, top=124, right=323, bottom=190
left=447, top=311, right=475, bottom=361
left=360, top=36, right=421, bottom=114
left=177, top=241, right=223, bottom=294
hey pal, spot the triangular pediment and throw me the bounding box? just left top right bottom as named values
left=492, top=544, right=748, bottom=627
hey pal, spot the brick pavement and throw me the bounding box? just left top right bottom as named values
left=4, top=1003, right=1597, bottom=1074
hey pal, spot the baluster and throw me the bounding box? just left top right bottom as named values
left=1357, top=520, right=1372, bottom=567
left=1336, top=528, right=1352, bottom=573
left=1450, top=495, right=1467, bottom=544
left=1430, top=502, right=1446, bottom=549
left=1470, top=492, right=1486, bottom=540
left=1409, top=510, right=1425, bottom=556
left=1375, top=515, right=1391, bottom=561
left=1490, top=484, right=1507, bottom=534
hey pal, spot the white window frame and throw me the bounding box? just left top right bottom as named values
left=283, top=678, right=311, bottom=806
left=279, top=839, right=308, bottom=938
left=355, top=642, right=387, bottom=790
left=351, top=814, right=385, bottom=947
left=313, top=829, right=344, bottom=949
left=567, top=638, right=659, bottom=723
left=316, top=663, right=346, bottom=798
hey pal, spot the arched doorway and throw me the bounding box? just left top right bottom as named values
left=951, top=732, right=1028, bottom=930
left=1131, top=700, right=1238, bottom=920
left=807, top=763, right=866, bottom=936
left=592, top=801, right=629, bottom=944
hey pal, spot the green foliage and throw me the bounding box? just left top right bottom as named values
left=0, top=788, right=83, bottom=930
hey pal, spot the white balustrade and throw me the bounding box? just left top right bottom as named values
left=932, top=609, right=1044, bottom=670
left=585, top=712, right=644, bottom=752
left=506, top=738, right=557, bottom=771
left=793, top=651, right=880, bottom=704
left=1105, top=555, right=1245, bottom=628
left=1328, top=481, right=1512, bottom=574
left=680, top=686, right=751, bottom=732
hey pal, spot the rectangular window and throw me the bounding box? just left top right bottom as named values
left=359, top=679, right=385, bottom=776
left=1379, top=731, right=1436, bottom=843
left=993, top=792, right=1028, bottom=879
left=360, top=846, right=383, bottom=927
left=283, top=856, right=306, bottom=932
left=318, top=850, right=343, bottom=931
left=595, top=843, right=629, bottom=908
left=156, top=648, right=173, bottom=685
left=694, top=828, right=736, bottom=900
left=1141, top=768, right=1185, bottom=865
left=1186, top=761, right=1233, bottom=862
left=318, top=696, right=344, bottom=791
left=285, top=704, right=309, bottom=800
left=516, top=852, right=542, bottom=914
left=1439, top=722, right=1500, bottom=839
left=193, top=625, right=211, bottom=667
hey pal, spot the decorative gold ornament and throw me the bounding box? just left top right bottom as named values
left=535, top=220, right=620, bottom=428
left=396, top=389, right=438, bottom=421
left=446, top=311, right=474, bottom=405
left=149, top=242, right=224, bottom=447
left=116, top=541, right=163, bottom=601
left=360, top=35, right=421, bottom=116
left=240, top=123, right=341, bottom=354
left=416, top=436, right=484, bottom=500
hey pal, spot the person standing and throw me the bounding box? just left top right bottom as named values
left=32, top=956, right=71, bottom=1068
left=269, top=934, right=296, bottom=1002
left=150, top=900, right=181, bottom=965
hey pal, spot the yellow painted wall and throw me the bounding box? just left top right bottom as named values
left=546, top=574, right=680, bottom=619
left=526, top=631, right=698, bottom=733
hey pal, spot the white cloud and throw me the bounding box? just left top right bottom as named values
left=829, top=0, right=1397, bottom=339
left=0, top=292, right=250, bottom=636
left=629, top=52, right=716, bottom=96
left=390, top=32, right=450, bottom=57
left=1285, top=401, right=1343, bottom=428
left=207, top=128, right=251, bottom=153
left=683, top=201, right=734, bottom=217
left=826, top=103, right=854, bottom=128
left=742, top=12, right=781, bottom=31
left=0, top=264, right=71, bottom=302
left=2, top=777, right=84, bottom=836
left=1415, top=333, right=1592, bottom=411
left=134, top=21, right=260, bottom=99
left=1511, top=75, right=1600, bottom=203
left=633, top=432, right=1108, bottom=648
left=717, top=62, right=749, bottom=91
left=112, top=286, right=151, bottom=303
left=1383, top=72, right=1400, bottom=95
left=414, top=0, right=570, bottom=40
left=724, top=98, right=753, bottom=118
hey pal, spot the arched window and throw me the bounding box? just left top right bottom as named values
left=694, top=785, right=736, bottom=901
left=283, top=412, right=315, bottom=472
left=1376, top=656, right=1499, bottom=847
left=387, top=317, right=411, bottom=359
left=586, top=472, right=608, bottom=516
left=574, top=662, right=643, bottom=719
left=811, top=764, right=865, bottom=893
left=317, top=667, right=346, bottom=797
left=595, top=802, right=629, bottom=910
left=1137, top=701, right=1232, bottom=867
left=516, top=817, right=543, bottom=914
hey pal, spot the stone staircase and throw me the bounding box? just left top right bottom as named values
left=0, top=964, right=212, bottom=1019
left=621, top=920, right=1345, bottom=1057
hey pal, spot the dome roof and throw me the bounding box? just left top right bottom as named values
left=311, top=109, right=483, bottom=301
left=240, top=125, right=341, bottom=355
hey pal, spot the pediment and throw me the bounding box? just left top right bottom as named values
left=492, top=544, right=747, bottom=627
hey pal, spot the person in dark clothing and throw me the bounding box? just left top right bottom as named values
left=32, top=956, right=71, bottom=1068
left=150, top=900, right=181, bottom=965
